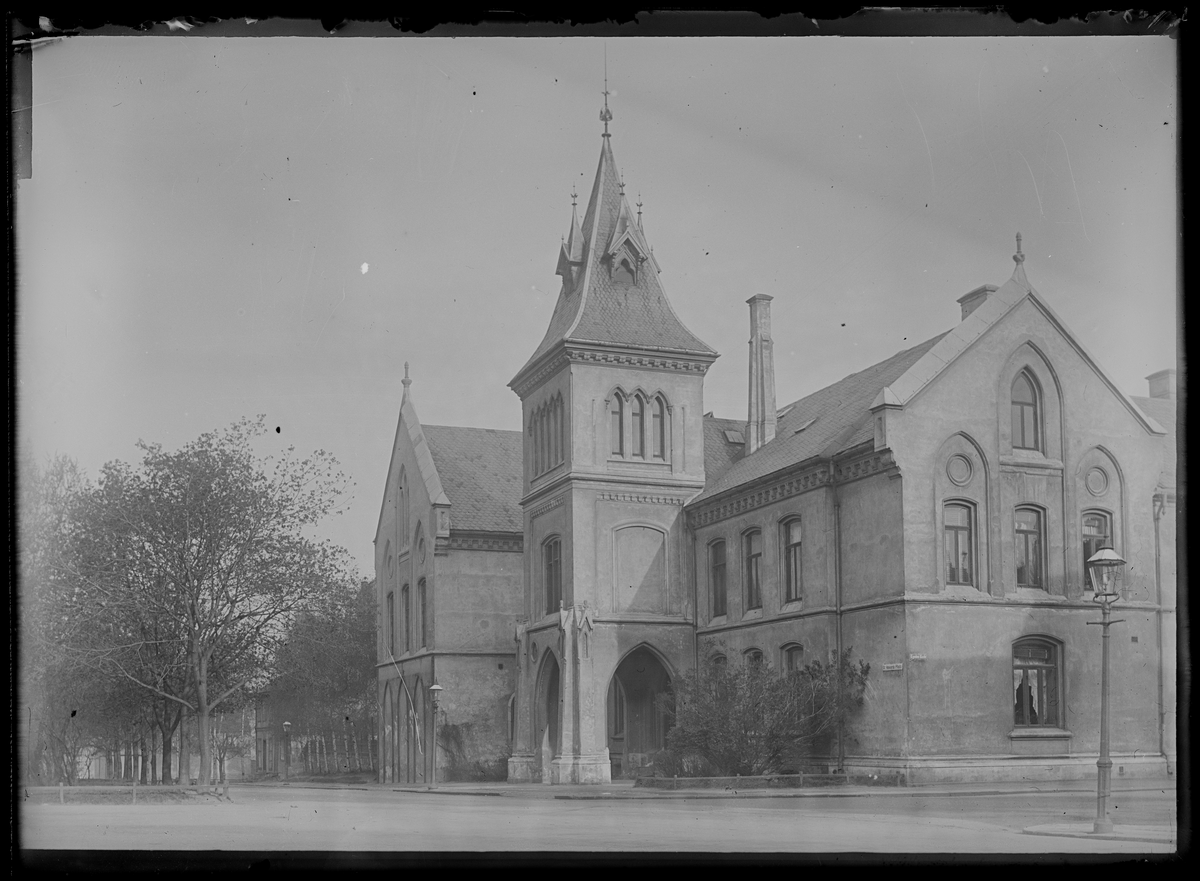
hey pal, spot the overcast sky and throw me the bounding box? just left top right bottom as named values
left=16, top=35, right=1178, bottom=577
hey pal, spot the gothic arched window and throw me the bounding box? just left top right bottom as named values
left=652, top=397, right=666, bottom=459
left=610, top=394, right=625, bottom=457
left=1011, top=372, right=1041, bottom=451
left=632, top=396, right=646, bottom=458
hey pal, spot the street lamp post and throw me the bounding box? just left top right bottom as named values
left=282, top=721, right=292, bottom=782
left=1087, top=547, right=1126, bottom=835
left=428, top=683, right=443, bottom=789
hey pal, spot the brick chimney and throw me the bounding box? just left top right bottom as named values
left=1146, top=369, right=1177, bottom=400
left=746, top=294, right=777, bottom=454
left=957, top=284, right=998, bottom=321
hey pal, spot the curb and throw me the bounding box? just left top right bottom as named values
left=1023, top=824, right=1176, bottom=845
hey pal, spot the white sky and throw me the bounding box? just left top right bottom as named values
left=16, top=35, right=1179, bottom=578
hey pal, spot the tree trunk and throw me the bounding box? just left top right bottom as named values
left=140, top=731, right=149, bottom=784
left=351, top=721, right=362, bottom=772
left=150, top=726, right=158, bottom=785
left=196, top=650, right=212, bottom=787
left=179, top=711, right=191, bottom=785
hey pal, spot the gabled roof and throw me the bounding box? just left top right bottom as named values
left=512, top=135, right=715, bottom=387
left=692, top=332, right=949, bottom=503
left=376, top=380, right=451, bottom=545
left=423, top=425, right=524, bottom=533
left=873, top=254, right=1164, bottom=438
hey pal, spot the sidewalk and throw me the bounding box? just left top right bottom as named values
left=1023, top=823, right=1176, bottom=844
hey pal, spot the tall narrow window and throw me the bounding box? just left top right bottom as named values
left=557, top=395, right=566, bottom=465
left=552, top=398, right=561, bottom=466
left=539, top=407, right=548, bottom=474
left=401, top=584, right=411, bottom=653
left=744, top=648, right=764, bottom=668
left=632, top=397, right=645, bottom=458
left=653, top=399, right=666, bottom=459
left=783, top=519, right=803, bottom=602
left=1011, top=372, right=1040, bottom=451
left=386, top=591, right=395, bottom=657
left=418, top=579, right=427, bottom=648
left=1082, top=511, right=1113, bottom=586
left=610, top=395, right=624, bottom=457
left=709, top=540, right=727, bottom=617
left=944, top=503, right=974, bottom=586
left=1015, top=507, right=1044, bottom=589
left=744, top=530, right=763, bottom=610
left=544, top=537, right=562, bottom=616
left=1013, top=639, right=1060, bottom=727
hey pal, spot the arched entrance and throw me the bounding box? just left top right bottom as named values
left=607, top=646, right=672, bottom=779
left=535, top=653, right=561, bottom=781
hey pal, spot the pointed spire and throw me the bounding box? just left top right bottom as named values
left=636, top=194, right=643, bottom=231
left=401, top=361, right=412, bottom=397
left=1011, top=231, right=1030, bottom=289
left=600, top=54, right=613, bottom=138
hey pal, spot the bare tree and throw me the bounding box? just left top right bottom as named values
left=57, top=417, right=354, bottom=786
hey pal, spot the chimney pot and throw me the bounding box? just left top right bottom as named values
left=1146, top=369, right=1177, bottom=400
left=957, top=285, right=998, bottom=321
left=746, top=294, right=777, bottom=454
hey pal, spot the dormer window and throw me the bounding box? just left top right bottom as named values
left=614, top=257, right=636, bottom=284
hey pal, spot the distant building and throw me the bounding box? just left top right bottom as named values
left=375, top=110, right=1177, bottom=786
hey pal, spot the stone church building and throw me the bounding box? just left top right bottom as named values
left=374, top=111, right=1177, bottom=786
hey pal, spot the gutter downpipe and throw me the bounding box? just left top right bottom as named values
left=831, top=458, right=845, bottom=774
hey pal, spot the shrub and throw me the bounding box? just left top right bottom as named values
left=659, top=649, right=869, bottom=777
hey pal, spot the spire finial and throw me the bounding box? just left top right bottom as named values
left=600, top=50, right=612, bottom=138
left=636, top=193, right=643, bottom=228
left=570, top=185, right=578, bottom=208
left=618, top=173, right=625, bottom=197
left=1014, top=232, right=1024, bottom=264
left=402, top=361, right=411, bottom=389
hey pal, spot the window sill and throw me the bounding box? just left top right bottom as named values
left=708, top=614, right=728, bottom=626
left=1009, top=728, right=1071, bottom=740
left=781, top=599, right=804, bottom=612
left=941, top=583, right=979, bottom=597
left=1005, top=587, right=1067, bottom=603
left=1000, top=454, right=1064, bottom=470
left=742, top=608, right=763, bottom=621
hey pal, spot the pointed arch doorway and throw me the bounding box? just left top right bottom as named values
left=607, top=646, right=672, bottom=779
left=535, top=653, right=561, bottom=783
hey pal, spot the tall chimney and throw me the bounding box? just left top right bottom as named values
left=1146, top=369, right=1177, bottom=400
left=746, top=294, right=777, bottom=454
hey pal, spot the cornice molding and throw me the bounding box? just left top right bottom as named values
left=597, top=492, right=686, bottom=506
left=510, top=343, right=715, bottom=399
left=688, top=450, right=897, bottom=527
left=528, top=495, right=567, bottom=520
left=446, top=532, right=524, bottom=553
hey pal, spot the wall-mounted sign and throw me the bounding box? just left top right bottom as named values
left=909, top=654, right=927, bottom=661
left=881, top=662, right=904, bottom=672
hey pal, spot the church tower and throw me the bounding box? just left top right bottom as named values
left=507, top=94, right=718, bottom=783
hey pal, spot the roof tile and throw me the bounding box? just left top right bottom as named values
left=422, top=425, right=524, bottom=533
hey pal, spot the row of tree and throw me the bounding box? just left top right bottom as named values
left=18, top=417, right=364, bottom=786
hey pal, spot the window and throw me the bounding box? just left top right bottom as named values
left=783, top=519, right=803, bottom=602
left=551, top=399, right=560, bottom=466
left=944, top=503, right=974, bottom=586
left=744, top=530, right=763, bottom=610
left=401, top=584, right=411, bottom=653
left=418, top=579, right=427, bottom=648
left=1013, top=638, right=1060, bottom=728
left=744, top=648, right=764, bottom=668
left=614, top=257, right=635, bottom=284
left=1011, top=372, right=1040, bottom=451
left=1082, top=511, right=1113, bottom=586
left=709, top=540, right=727, bottom=617
left=544, top=537, right=562, bottom=615
left=386, top=591, right=395, bottom=657
left=709, top=654, right=728, bottom=672
left=610, top=395, right=624, bottom=457
left=632, top=396, right=645, bottom=458
left=607, top=677, right=626, bottom=740
left=653, top=398, right=666, bottom=459
left=783, top=644, right=804, bottom=674
left=1015, top=507, right=1044, bottom=589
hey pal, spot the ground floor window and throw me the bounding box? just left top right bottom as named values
left=1013, top=638, right=1060, bottom=728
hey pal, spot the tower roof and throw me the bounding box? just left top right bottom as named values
left=511, top=134, right=716, bottom=389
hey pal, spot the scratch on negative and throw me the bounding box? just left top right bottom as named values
left=1016, top=150, right=1044, bottom=216
left=317, top=284, right=347, bottom=340
left=1053, top=129, right=1090, bottom=243
left=896, top=72, right=935, bottom=194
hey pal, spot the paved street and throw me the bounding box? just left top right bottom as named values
left=19, top=780, right=1178, bottom=857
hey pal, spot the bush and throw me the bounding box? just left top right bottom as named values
left=659, top=649, right=869, bottom=777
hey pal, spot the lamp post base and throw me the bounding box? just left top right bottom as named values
left=1093, top=818, right=1114, bottom=834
